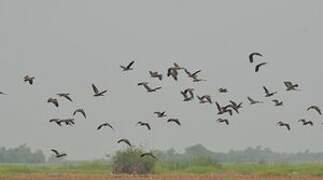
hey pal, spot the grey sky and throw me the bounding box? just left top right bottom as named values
left=0, top=0, right=323, bottom=160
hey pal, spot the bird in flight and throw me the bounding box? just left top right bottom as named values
left=149, top=71, right=163, bottom=81
left=57, top=93, right=73, bottom=102
left=217, top=118, right=229, bottom=125
left=181, top=88, right=194, bottom=102
left=154, top=111, right=167, bottom=118
left=167, top=67, right=179, bottom=81
left=117, top=138, right=132, bottom=147
left=249, top=52, right=263, bottom=63
left=184, top=68, right=202, bottom=81
left=229, top=100, right=243, bottom=111
left=167, top=118, right=181, bottom=126
left=49, top=118, right=62, bottom=126
left=247, top=96, right=263, bottom=105
left=218, top=88, right=228, bottom=93
left=97, top=122, right=114, bottom=131
left=59, top=119, right=75, bottom=126
left=263, top=86, right=277, bottom=97
left=216, top=102, right=233, bottom=116
left=136, top=121, right=151, bottom=131
left=272, top=99, right=283, bottom=106
left=307, top=105, right=321, bottom=115
left=138, top=82, right=161, bottom=93
left=255, top=62, right=267, bottom=72
left=47, top=98, right=59, bottom=107
left=197, top=95, right=212, bottom=104
left=277, top=121, right=291, bottom=131
left=73, top=109, right=86, bottom=119
left=120, top=61, right=135, bottom=71
left=24, top=75, right=35, bottom=85
left=284, top=81, right=299, bottom=91
left=298, top=119, right=314, bottom=126
left=51, top=149, right=67, bottom=158
left=140, top=152, right=157, bottom=159
left=92, top=83, right=108, bottom=97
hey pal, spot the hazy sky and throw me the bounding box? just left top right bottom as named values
left=1, top=0, right=323, bottom=160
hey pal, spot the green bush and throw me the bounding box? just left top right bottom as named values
left=112, top=147, right=157, bottom=175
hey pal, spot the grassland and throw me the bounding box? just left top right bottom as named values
left=0, top=162, right=323, bottom=179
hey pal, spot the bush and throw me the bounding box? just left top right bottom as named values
left=112, top=147, right=157, bottom=175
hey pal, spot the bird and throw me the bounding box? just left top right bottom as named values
left=57, top=93, right=73, bottom=102
left=197, top=95, right=212, bottom=104
left=249, top=52, right=263, bottom=63
left=284, top=81, right=299, bottom=91
left=263, top=86, right=277, bottom=97
left=154, top=111, right=167, bottom=118
left=117, top=138, right=132, bottom=147
left=120, top=61, right=135, bottom=71
left=73, top=109, right=86, bottom=119
left=217, top=118, right=229, bottom=125
left=47, top=98, right=59, bottom=107
left=138, top=82, right=161, bottom=93
left=277, top=121, right=291, bottom=131
left=59, top=119, right=75, bottom=126
left=218, top=88, right=228, bottom=93
left=229, top=100, right=243, bottom=110
left=24, top=75, right=35, bottom=85
left=255, top=62, right=267, bottom=72
left=272, top=99, right=283, bottom=106
left=167, top=67, right=178, bottom=81
left=184, top=68, right=202, bottom=80
left=180, top=88, right=194, bottom=101
left=97, top=122, right=114, bottom=130
left=51, top=149, right=67, bottom=158
left=149, top=71, right=163, bottom=81
left=247, top=96, right=263, bottom=105
left=167, top=118, right=181, bottom=126
left=216, top=102, right=233, bottom=116
left=140, top=152, right=157, bottom=159
left=136, top=121, right=151, bottom=130
left=92, top=83, right=108, bottom=97
left=298, top=119, right=314, bottom=126
left=49, top=118, right=62, bottom=126
left=307, top=105, right=322, bottom=115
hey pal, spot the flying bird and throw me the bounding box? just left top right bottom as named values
left=181, top=88, right=194, bottom=101
left=136, top=121, right=151, bottom=130
left=277, top=121, right=291, bottom=131
left=217, top=118, right=229, bottom=125
left=263, top=86, right=277, bottom=97
left=73, top=109, right=86, bottom=119
left=216, top=102, right=233, bottom=116
left=92, top=83, right=108, bottom=97
left=298, top=119, right=314, bottom=126
left=140, top=152, right=157, bottom=159
left=272, top=99, right=283, bottom=106
left=59, top=119, right=75, bottom=126
left=117, top=138, right=132, bottom=147
left=51, top=149, right=67, bottom=158
left=249, top=52, right=263, bottom=63
left=154, top=111, right=167, bottom=118
left=149, top=71, right=163, bottom=81
left=97, top=122, right=114, bottom=130
left=167, top=67, right=178, bottom=81
left=247, top=96, right=263, bottom=105
left=120, top=61, right=135, bottom=71
left=284, top=81, right=299, bottom=91
left=197, top=95, right=212, bottom=104
left=49, top=118, right=62, bottom=126
left=307, top=105, right=322, bottom=115
left=229, top=100, right=243, bottom=110
left=57, top=93, right=73, bottom=102
left=24, top=75, right=35, bottom=85
left=218, top=88, right=228, bottom=93
left=255, top=62, right=267, bottom=72
left=167, top=118, right=181, bottom=126
left=47, top=98, right=59, bottom=107
left=184, top=68, right=202, bottom=80
left=138, top=82, right=161, bottom=93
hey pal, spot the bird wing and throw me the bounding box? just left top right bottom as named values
left=255, top=62, right=267, bottom=72
left=263, top=86, right=270, bottom=94
left=249, top=52, right=263, bottom=63
left=184, top=69, right=192, bottom=76
left=51, top=149, right=60, bottom=156
left=215, top=102, right=222, bottom=112
left=127, top=61, right=135, bottom=69
left=192, top=70, right=202, bottom=76
left=63, top=95, right=73, bottom=102
left=92, top=84, right=99, bottom=94
left=74, top=109, right=86, bottom=119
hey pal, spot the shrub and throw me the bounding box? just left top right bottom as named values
left=112, top=147, right=157, bottom=175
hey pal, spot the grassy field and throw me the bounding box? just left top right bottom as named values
left=1, top=163, right=323, bottom=179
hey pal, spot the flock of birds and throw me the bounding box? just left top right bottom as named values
left=1, top=53, right=321, bottom=160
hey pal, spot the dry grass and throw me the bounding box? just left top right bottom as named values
left=3, top=174, right=323, bottom=180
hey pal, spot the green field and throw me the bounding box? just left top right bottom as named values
left=0, top=162, right=323, bottom=177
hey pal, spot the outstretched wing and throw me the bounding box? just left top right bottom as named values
left=255, top=62, right=267, bottom=72
left=249, top=52, right=263, bottom=63
left=92, top=84, right=99, bottom=94
left=126, top=61, right=135, bottom=69
left=51, top=149, right=60, bottom=156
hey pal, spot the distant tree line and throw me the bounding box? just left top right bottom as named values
left=0, top=144, right=45, bottom=163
